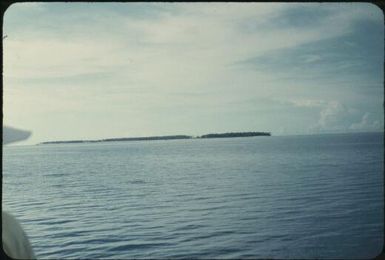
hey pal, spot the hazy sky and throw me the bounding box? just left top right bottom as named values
left=3, top=3, right=384, bottom=145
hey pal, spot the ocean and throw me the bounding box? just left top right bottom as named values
left=2, top=132, right=384, bottom=259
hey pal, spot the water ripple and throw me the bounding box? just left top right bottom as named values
left=2, top=133, right=383, bottom=259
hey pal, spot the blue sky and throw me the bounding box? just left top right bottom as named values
left=3, top=3, right=384, bottom=145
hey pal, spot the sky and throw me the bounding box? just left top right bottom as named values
left=3, top=2, right=384, bottom=145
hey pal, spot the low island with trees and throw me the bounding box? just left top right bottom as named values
left=199, top=132, right=271, bottom=138
left=39, top=131, right=271, bottom=145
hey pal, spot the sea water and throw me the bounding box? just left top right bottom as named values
left=2, top=133, right=383, bottom=259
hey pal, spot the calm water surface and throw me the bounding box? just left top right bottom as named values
left=2, top=133, right=384, bottom=259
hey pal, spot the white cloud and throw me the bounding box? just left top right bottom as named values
left=309, top=101, right=383, bottom=133
left=302, top=54, right=322, bottom=63
left=319, top=101, right=349, bottom=129
left=4, top=2, right=372, bottom=82
left=349, top=112, right=383, bottom=131
left=287, top=99, right=326, bottom=108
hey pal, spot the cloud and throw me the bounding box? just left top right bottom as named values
left=302, top=54, right=322, bottom=63
left=281, top=99, right=326, bottom=108
left=233, top=3, right=383, bottom=96
left=318, top=101, right=352, bottom=129
left=235, top=17, right=383, bottom=81
left=309, top=101, right=383, bottom=133
left=349, top=112, right=383, bottom=131
left=4, top=2, right=382, bottom=107
left=269, top=4, right=336, bottom=29
left=6, top=3, right=381, bottom=82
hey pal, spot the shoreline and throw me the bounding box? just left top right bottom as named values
left=38, top=132, right=271, bottom=145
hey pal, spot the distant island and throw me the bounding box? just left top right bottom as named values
left=38, top=132, right=271, bottom=145
left=200, top=132, right=270, bottom=138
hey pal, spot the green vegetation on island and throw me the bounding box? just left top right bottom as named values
left=39, top=132, right=270, bottom=145
left=102, top=135, right=192, bottom=142
left=200, top=132, right=270, bottom=138
left=39, top=135, right=192, bottom=145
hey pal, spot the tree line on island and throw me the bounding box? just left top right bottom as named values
left=39, top=131, right=271, bottom=145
